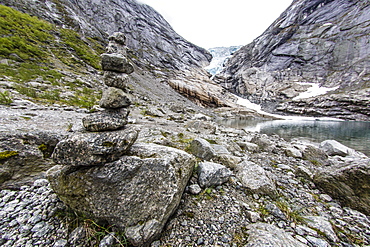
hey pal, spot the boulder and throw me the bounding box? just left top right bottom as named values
left=103, top=71, right=129, bottom=90
left=319, top=140, right=353, bottom=157
left=313, top=158, right=370, bottom=215
left=0, top=131, right=61, bottom=188
left=198, top=161, right=232, bottom=188
left=52, top=128, right=138, bottom=167
left=302, top=145, right=328, bottom=165
left=245, top=223, right=309, bottom=247
left=47, top=143, right=196, bottom=246
left=99, top=87, right=131, bottom=109
left=101, top=53, right=134, bottom=74
left=82, top=109, right=129, bottom=132
left=236, top=161, right=277, bottom=197
left=189, top=138, right=217, bottom=161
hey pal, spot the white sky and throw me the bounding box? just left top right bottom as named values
left=138, top=0, right=293, bottom=49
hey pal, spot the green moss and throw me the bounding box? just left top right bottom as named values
left=0, top=90, right=12, bottom=105
left=0, top=151, right=18, bottom=160
left=102, top=142, right=116, bottom=147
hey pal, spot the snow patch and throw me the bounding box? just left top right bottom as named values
left=293, top=83, right=339, bottom=100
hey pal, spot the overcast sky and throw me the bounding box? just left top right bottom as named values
left=138, top=0, right=293, bottom=49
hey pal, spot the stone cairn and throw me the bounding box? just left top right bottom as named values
left=82, top=32, right=134, bottom=132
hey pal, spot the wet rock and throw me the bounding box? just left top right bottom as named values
left=198, top=161, right=232, bottom=188
left=245, top=223, right=309, bottom=247
left=82, top=109, right=129, bottom=132
left=101, top=53, right=134, bottom=74
left=314, top=158, right=370, bottom=215
left=236, top=161, right=277, bottom=196
left=48, top=143, right=196, bottom=246
left=99, top=87, right=131, bottom=109
left=51, top=128, right=138, bottom=167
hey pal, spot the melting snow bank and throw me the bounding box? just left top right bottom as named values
left=235, top=95, right=342, bottom=124
left=293, top=82, right=339, bottom=100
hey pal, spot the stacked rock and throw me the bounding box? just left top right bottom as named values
left=82, top=32, right=134, bottom=132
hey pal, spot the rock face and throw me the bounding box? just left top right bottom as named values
left=215, top=0, right=370, bottom=120
left=1, top=0, right=211, bottom=74
left=314, top=158, right=370, bottom=215
left=48, top=143, right=196, bottom=246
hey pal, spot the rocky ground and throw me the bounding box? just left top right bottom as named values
left=1, top=97, right=369, bottom=246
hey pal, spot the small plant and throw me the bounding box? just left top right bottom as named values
left=66, top=123, right=73, bottom=132
left=276, top=199, right=304, bottom=223
left=55, top=207, right=128, bottom=246
left=0, top=90, right=13, bottom=105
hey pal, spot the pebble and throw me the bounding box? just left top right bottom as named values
left=0, top=179, right=68, bottom=247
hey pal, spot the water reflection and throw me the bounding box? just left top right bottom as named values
left=217, top=118, right=370, bottom=155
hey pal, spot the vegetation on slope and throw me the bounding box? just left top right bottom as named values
left=0, top=4, right=105, bottom=108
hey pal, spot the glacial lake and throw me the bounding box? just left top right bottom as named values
left=217, top=118, right=370, bottom=156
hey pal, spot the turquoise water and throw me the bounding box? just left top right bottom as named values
left=217, top=119, right=370, bottom=156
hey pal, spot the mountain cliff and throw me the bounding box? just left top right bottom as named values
left=1, top=0, right=242, bottom=107
left=215, top=0, right=370, bottom=120
left=1, top=0, right=211, bottom=73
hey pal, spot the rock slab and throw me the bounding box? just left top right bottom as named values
left=314, top=158, right=370, bottom=215
left=52, top=128, right=138, bottom=167
left=48, top=143, right=196, bottom=246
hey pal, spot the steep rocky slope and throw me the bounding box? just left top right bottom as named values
left=215, top=0, right=370, bottom=120
left=1, top=0, right=242, bottom=107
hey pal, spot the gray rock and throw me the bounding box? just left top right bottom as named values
left=99, top=87, right=131, bottom=109
left=198, top=161, right=232, bottom=188
left=284, top=146, right=303, bottom=158
left=319, top=140, right=353, bottom=157
left=236, top=161, right=277, bottom=197
left=188, top=184, right=202, bottom=195
left=68, top=226, right=86, bottom=246
left=302, top=145, right=328, bottom=165
left=246, top=211, right=261, bottom=223
left=245, top=223, right=309, bottom=247
left=101, top=53, right=134, bottom=74
left=48, top=143, right=196, bottom=246
left=295, top=166, right=313, bottom=180
left=314, top=158, right=370, bottom=215
left=53, top=239, right=67, bottom=247
left=82, top=109, right=129, bottom=132
left=0, top=131, right=61, bottom=188
left=237, top=141, right=259, bottom=153
left=103, top=71, right=129, bottom=90
left=189, top=138, right=217, bottom=161
left=99, top=233, right=116, bottom=247
left=304, top=216, right=339, bottom=243
left=51, top=128, right=138, bottom=167
left=305, top=236, right=330, bottom=247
